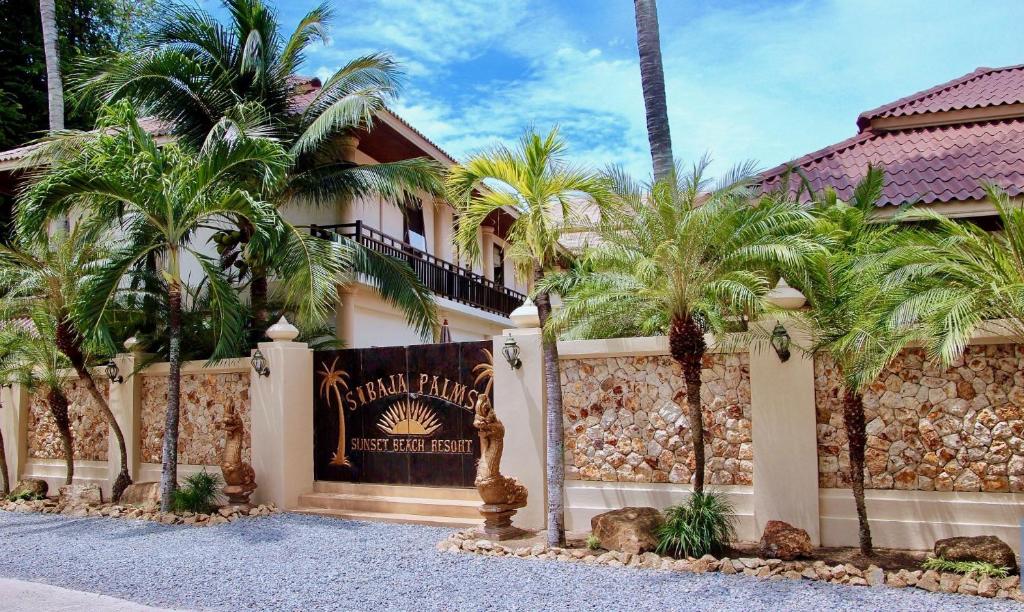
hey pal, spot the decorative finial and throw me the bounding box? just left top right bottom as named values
left=266, top=316, right=300, bottom=342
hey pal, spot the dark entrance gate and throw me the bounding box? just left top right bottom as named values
left=313, top=341, right=491, bottom=488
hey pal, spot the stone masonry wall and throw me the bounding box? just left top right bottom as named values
left=562, top=353, right=752, bottom=485
left=815, top=344, right=1024, bottom=492
left=27, top=376, right=110, bottom=461
left=140, top=370, right=251, bottom=465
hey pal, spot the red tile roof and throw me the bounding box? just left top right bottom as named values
left=858, top=65, right=1024, bottom=128
left=761, top=65, right=1024, bottom=208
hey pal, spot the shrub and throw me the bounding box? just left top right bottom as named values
left=7, top=491, right=44, bottom=502
left=922, top=556, right=1010, bottom=578
left=586, top=534, right=601, bottom=550
left=655, top=491, right=735, bottom=559
left=171, top=471, right=224, bottom=514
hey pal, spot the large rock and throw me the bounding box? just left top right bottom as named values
left=590, top=507, right=663, bottom=555
left=58, top=483, right=103, bottom=507
left=9, top=479, right=47, bottom=499
left=118, top=482, right=160, bottom=507
left=758, top=520, right=812, bottom=561
left=934, top=535, right=1018, bottom=573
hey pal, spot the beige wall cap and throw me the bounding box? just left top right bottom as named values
left=266, top=316, right=300, bottom=342
left=765, top=278, right=806, bottom=310
left=510, top=297, right=541, bottom=328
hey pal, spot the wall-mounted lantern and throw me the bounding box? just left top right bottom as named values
left=502, top=334, right=522, bottom=370
left=770, top=322, right=792, bottom=363
left=250, top=348, right=270, bottom=377
left=105, top=360, right=124, bottom=384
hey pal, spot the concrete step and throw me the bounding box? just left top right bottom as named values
left=312, top=481, right=481, bottom=502
left=291, top=507, right=483, bottom=528
left=297, top=491, right=482, bottom=519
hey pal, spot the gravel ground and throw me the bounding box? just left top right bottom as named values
left=0, top=511, right=1016, bottom=612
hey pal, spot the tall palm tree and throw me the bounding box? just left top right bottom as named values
left=19, top=104, right=296, bottom=510
left=39, top=0, right=64, bottom=132
left=783, top=165, right=910, bottom=556
left=0, top=311, right=75, bottom=484
left=548, top=160, right=814, bottom=493
left=0, top=229, right=135, bottom=500
left=447, top=127, right=610, bottom=546
left=633, top=0, right=674, bottom=181
left=75, top=0, right=443, bottom=334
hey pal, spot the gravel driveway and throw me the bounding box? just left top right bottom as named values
left=0, top=511, right=1015, bottom=611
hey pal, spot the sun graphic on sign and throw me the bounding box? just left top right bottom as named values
left=317, top=356, right=352, bottom=467
left=377, top=399, right=442, bottom=436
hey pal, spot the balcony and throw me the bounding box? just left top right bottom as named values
left=309, top=221, right=526, bottom=317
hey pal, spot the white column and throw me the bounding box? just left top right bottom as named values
left=433, top=201, right=450, bottom=261
left=336, top=286, right=357, bottom=348
left=0, top=383, right=29, bottom=488
left=481, top=226, right=495, bottom=280
left=492, top=301, right=547, bottom=530
left=107, top=352, right=146, bottom=485
left=250, top=319, right=314, bottom=509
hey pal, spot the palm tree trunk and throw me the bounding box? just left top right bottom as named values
left=0, top=421, right=9, bottom=496
left=39, top=0, right=64, bottom=132
left=669, top=315, right=706, bottom=493
left=54, top=318, right=132, bottom=501
left=250, top=270, right=268, bottom=343
left=47, top=388, right=74, bottom=485
left=843, top=388, right=873, bottom=556
left=160, top=283, right=183, bottom=511
left=534, top=266, right=566, bottom=547
left=633, top=0, right=674, bottom=182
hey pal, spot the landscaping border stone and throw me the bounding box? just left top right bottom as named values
left=0, top=497, right=278, bottom=526
left=436, top=530, right=1024, bottom=602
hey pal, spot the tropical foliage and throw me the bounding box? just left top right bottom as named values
left=447, top=127, right=611, bottom=546
left=548, top=159, right=815, bottom=493
left=171, top=470, right=224, bottom=514
left=655, top=491, right=735, bottom=559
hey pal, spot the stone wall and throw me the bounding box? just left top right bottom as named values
left=815, top=344, right=1024, bottom=492
left=27, top=376, right=110, bottom=461
left=562, top=353, right=752, bottom=485
left=140, top=369, right=251, bottom=465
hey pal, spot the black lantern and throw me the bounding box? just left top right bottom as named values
left=104, top=360, right=123, bottom=384
left=250, top=348, right=270, bottom=377
left=502, top=334, right=522, bottom=370
left=770, top=322, right=791, bottom=363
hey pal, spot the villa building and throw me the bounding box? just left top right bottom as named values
left=0, top=77, right=528, bottom=348
left=760, top=64, right=1024, bottom=228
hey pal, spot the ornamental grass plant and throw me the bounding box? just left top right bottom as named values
left=655, top=491, right=735, bottom=559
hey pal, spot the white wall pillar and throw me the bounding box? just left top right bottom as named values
left=107, top=352, right=145, bottom=485
left=0, top=384, right=29, bottom=488
left=250, top=324, right=314, bottom=510
left=433, top=202, right=450, bottom=261
left=336, top=286, right=357, bottom=348
left=750, top=321, right=820, bottom=544
left=492, top=301, right=547, bottom=530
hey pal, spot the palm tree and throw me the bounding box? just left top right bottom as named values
left=39, top=0, right=64, bottom=132
left=548, top=159, right=814, bottom=493
left=633, top=0, right=674, bottom=181
left=0, top=228, right=135, bottom=500
left=782, top=165, right=910, bottom=556
left=0, top=312, right=75, bottom=484
left=447, top=127, right=610, bottom=546
left=872, top=184, right=1024, bottom=365
left=75, top=0, right=443, bottom=334
left=18, top=103, right=298, bottom=510
left=0, top=413, right=8, bottom=495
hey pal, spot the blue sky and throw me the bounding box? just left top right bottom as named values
left=209, top=0, right=1024, bottom=178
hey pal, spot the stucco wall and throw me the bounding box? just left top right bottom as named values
left=139, top=368, right=251, bottom=465
left=561, top=353, right=753, bottom=485
left=26, top=377, right=109, bottom=461
left=815, top=345, right=1024, bottom=492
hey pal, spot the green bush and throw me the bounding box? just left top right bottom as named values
left=171, top=471, right=224, bottom=514
left=922, top=556, right=1010, bottom=578
left=7, top=491, right=44, bottom=502
left=586, top=534, right=601, bottom=550
left=655, top=491, right=735, bottom=559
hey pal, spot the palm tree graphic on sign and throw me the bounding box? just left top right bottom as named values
left=318, top=357, right=352, bottom=467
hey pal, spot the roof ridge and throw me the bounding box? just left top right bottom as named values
left=856, top=64, right=1024, bottom=130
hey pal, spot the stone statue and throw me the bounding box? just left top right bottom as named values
left=473, top=394, right=526, bottom=539
left=220, top=401, right=256, bottom=508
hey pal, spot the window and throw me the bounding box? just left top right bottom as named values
left=493, top=243, right=505, bottom=285
left=403, top=194, right=426, bottom=251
